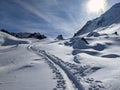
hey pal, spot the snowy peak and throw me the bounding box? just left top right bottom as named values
left=11, top=32, right=47, bottom=40
left=75, top=2, right=120, bottom=36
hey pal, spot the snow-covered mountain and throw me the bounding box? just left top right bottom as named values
left=75, top=2, right=120, bottom=37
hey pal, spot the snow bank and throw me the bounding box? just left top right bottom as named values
left=0, top=31, right=30, bottom=46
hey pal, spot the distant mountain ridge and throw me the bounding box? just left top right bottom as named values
left=74, top=2, right=120, bottom=36
left=0, top=29, right=47, bottom=40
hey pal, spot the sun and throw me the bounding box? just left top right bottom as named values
left=87, top=0, right=107, bottom=13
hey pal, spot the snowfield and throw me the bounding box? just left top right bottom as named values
left=1, top=29, right=120, bottom=90
left=0, top=45, right=57, bottom=90
left=30, top=33, right=120, bottom=90
left=0, top=31, right=30, bottom=46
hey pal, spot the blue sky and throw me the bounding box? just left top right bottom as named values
left=0, top=0, right=119, bottom=37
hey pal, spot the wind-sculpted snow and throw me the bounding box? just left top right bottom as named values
left=101, top=54, right=120, bottom=58
left=0, top=31, right=29, bottom=46
left=65, top=34, right=120, bottom=89
left=30, top=44, right=107, bottom=90
left=65, top=37, right=90, bottom=49
left=0, top=32, right=120, bottom=90
left=32, top=33, right=120, bottom=90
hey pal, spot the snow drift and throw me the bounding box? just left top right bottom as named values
left=0, top=31, right=29, bottom=46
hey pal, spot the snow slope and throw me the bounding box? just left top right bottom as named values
left=0, top=31, right=29, bottom=46
left=75, top=2, right=120, bottom=37
left=30, top=33, right=120, bottom=90
left=0, top=44, right=56, bottom=90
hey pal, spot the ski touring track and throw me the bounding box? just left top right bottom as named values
left=27, top=44, right=85, bottom=90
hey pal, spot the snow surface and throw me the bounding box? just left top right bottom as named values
left=30, top=32, right=120, bottom=90
left=0, top=31, right=30, bottom=46
left=0, top=25, right=120, bottom=90
left=0, top=45, right=56, bottom=90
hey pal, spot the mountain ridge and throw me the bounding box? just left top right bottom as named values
left=74, top=2, right=120, bottom=37
left=0, top=29, right=47, bottom=40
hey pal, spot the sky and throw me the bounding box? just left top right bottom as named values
left=0, top=0, right=119, bottom=37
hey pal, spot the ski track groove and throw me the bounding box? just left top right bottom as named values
left=38, top=51, right=74, bottom=90
left=28, top=45, right=85, bottom=90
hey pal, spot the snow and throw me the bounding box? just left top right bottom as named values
left=31, top=39, right=74, bottom=63
left=27, top=30, right=120, bottom=90
left=0, top=45, right=56, bottom=90
left=0, top=31, right=30, bottom=46
left=0, top=29, right=120, bottom=90
left=0, top=2, right=120, bottom=90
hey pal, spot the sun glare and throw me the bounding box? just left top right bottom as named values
left=87, top=0, right=107, bottom=13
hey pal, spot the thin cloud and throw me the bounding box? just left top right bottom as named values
left=1, top=0, right=117, bottom=37
left=0, top=0, right=85, bottom=37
